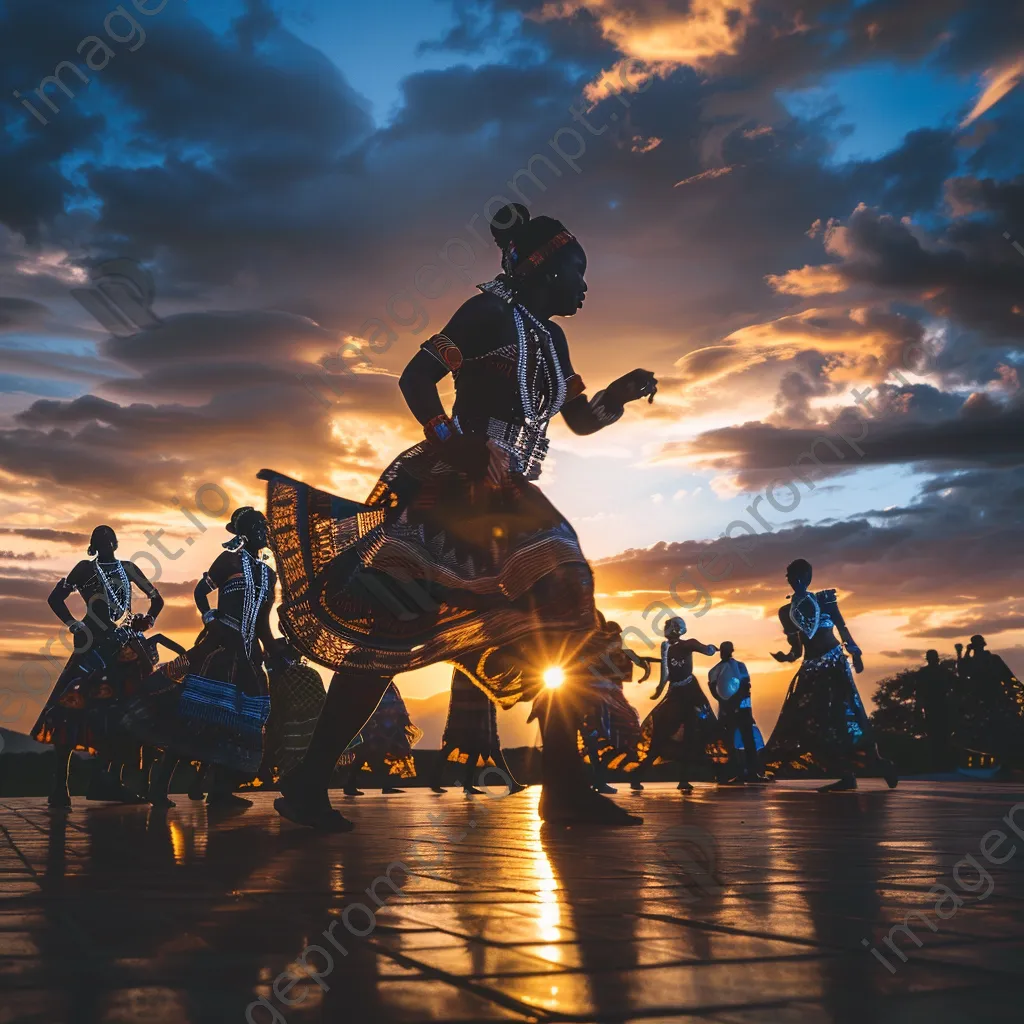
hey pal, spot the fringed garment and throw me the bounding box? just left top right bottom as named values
left=121, top=552, right=275, bottom=775
left=441, top=668, right=499, bottom=767
left=763, top=645, right=873, bottom=777
left=339, top=683, right=423, bottom=779
left=259, top=281, right=600, bottom=707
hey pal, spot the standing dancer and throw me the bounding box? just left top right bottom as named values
left=33, top=526, right=164, bottom=809
left=708, top=642, right=768, bottom=783
left=431, top=669, right=523, bottom=794
left=912, top=650, right=955, bottom=771
left=764, top=559, right=898, bottom=791
left=262, top=203, right=657, bottom=830
left=630, top=617, right=724, bottom=792
left=340, top=683, right=421, bottom=794
left=122, top=508, right=279, bottom=809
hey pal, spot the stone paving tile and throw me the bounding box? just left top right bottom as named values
left=0, top=781, right=1022, bottom=1022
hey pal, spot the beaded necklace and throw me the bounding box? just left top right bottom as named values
left=94, top=558, right=131, bottom=623
left=789, top=591, right=821, bottom=639
left=240, top=549, right=270, bottom=657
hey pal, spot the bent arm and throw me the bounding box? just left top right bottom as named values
left=560, top=392, right=625, bottom=435
left=125, top=562, right=163, bottom=624
left=151, top=634, right=188, bottom=658
left=194, top=575, right=215, bottom=617
left=48, top=577, right=78, bottom=628
left=399, top=350, right=447, bottom=425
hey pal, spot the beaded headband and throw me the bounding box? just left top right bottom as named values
left=509, top=230, right=577, bottom=278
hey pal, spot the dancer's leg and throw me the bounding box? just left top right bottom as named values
left=48, top=746, right=73, bottom=809
left=536, top=692, right=641, bottom=825
left=148, top=753, right=179, bottom=808
left=462, top=751, right=483, bottom=794
left=206, top=765, right=252, bottom=809
left=490, top=744, right=524, bottom=793
left=431, top=745, right=452, bottom=792
left=277, top=670, right=391, bottom=828
left=343, top=758, right=366, bottom=796
left=188, top=763, right=208, bottom=801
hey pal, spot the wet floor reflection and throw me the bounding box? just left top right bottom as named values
left=1, top=782, right=1021, bottom=1022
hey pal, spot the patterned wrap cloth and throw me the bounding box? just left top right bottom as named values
left=32, top=627, right=155, bottom=758
left=338, top=682, right=423, bottom=779
left=577, top=636, right=643, bottom=771
left=763, top=645, right=874, bottom=777
left=637, top=678, right=729, bottom=767
left=441, top=668, right=499, bottom=766
left=260, top=660, right=327, bottom=781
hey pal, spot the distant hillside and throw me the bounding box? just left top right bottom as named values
left=0, top=727, right=49, bottom=755
left=402, top=690, right=541, bottom=749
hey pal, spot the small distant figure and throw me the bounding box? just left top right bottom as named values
left=339, top=683, right=422, bottom=794
left=630, top=617, right=724, bottom=793
left=430, top=669, right=523, bottom=795
left=913, top=650, right=955, bottom=771
left=708, top=642, right=769, bottom=784
left=954, top=635, right=1024, bottom=769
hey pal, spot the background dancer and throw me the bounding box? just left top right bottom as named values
left=262, top=203, right=657, bottom=831
left=339, top=683, right=421, bottom=795
left=954, top=636, right=1024, bottom=770
left=431, top=669, right=523, bottom=794
left=708, top=642, right=768, bottom=784
left=33, top=526, right=164, bottom=810
left=630, top=617, right=724, bottom=792
left=764, top=559, right=898, bottom=792
left=912, top=650, right=956, bottom=772
left=579, top=619, right=650, bottom=794
left=122, top=508, right=279, bottom=809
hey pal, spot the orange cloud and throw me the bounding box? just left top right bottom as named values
left=538, top=0, right=758, bottom=100
left=960, top=55, right=1024, bottom=128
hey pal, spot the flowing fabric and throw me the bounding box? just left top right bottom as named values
left=32, top=627, right=153, bottom=757
left=261, top=660, right=327, bottom=781
left=441, top=668, right=499, bottom=766
left=637, top=679, right=728, bottom=766
left=339, top=682, right=423, bottom=779
left=121, top=618, right=272, bottom=775
left=260, top=459, right=599, bottom=706
left=577, top=639, right=643, bottom=770
left=763, top=645, right=873, bottom=777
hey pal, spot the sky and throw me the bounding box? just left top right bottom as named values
left=1, top=0, right=1023, bottom=739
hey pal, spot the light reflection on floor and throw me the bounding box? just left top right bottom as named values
left=1, top=781, right=1023, bottom=1022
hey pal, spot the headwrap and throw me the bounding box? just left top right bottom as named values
left=490, top=203, right=578, bottom=278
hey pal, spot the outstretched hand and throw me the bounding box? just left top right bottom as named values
left=608, top=368, right=658, bottom=406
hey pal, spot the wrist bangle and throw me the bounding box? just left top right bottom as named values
left=424, top=413, right=459, bottom=446
left=202, top=609, right=217, bottom=624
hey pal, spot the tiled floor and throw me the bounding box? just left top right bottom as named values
left=1, top=780, right=1023, bottom=1023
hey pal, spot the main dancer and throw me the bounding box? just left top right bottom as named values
left=763, top=559, right=898, bottom=791
left=33, top=526, right=164, bottom=809
left=262, top=203, right=657, bottom=830
left=122, top=507, right=279, bottom=808
left=630, top=617, right=724, bottom=792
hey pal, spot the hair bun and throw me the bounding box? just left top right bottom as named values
left=489, top=203, right=530, bottom=248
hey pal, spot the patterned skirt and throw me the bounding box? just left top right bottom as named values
left=260, top=661, right=326, bottom=781
left=32, top=629, right=152, bottom=758
left=339, top=683, right=423, bottom=779
left=637, top=679, right=727, bottom=765
left=120, top=621, right=270, bottom=775
left=763, top=646, right=873, bottom=777
left=440, top=669, right=499, bottom=765
left=579, top=682, right=643, bottom=771
left=259, top=450, right=599, bottom=706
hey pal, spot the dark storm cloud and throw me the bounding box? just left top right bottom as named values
left=679, top=387, right=1024, bottom=483
left=0, top=298, right=49, bottom=329
left=0, top=529, right=89, bottom=546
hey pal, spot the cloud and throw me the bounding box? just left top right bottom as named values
left=961, top=55, right=1024, bottom=127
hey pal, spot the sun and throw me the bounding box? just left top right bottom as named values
left=543, top=666, right=565, bottom=689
